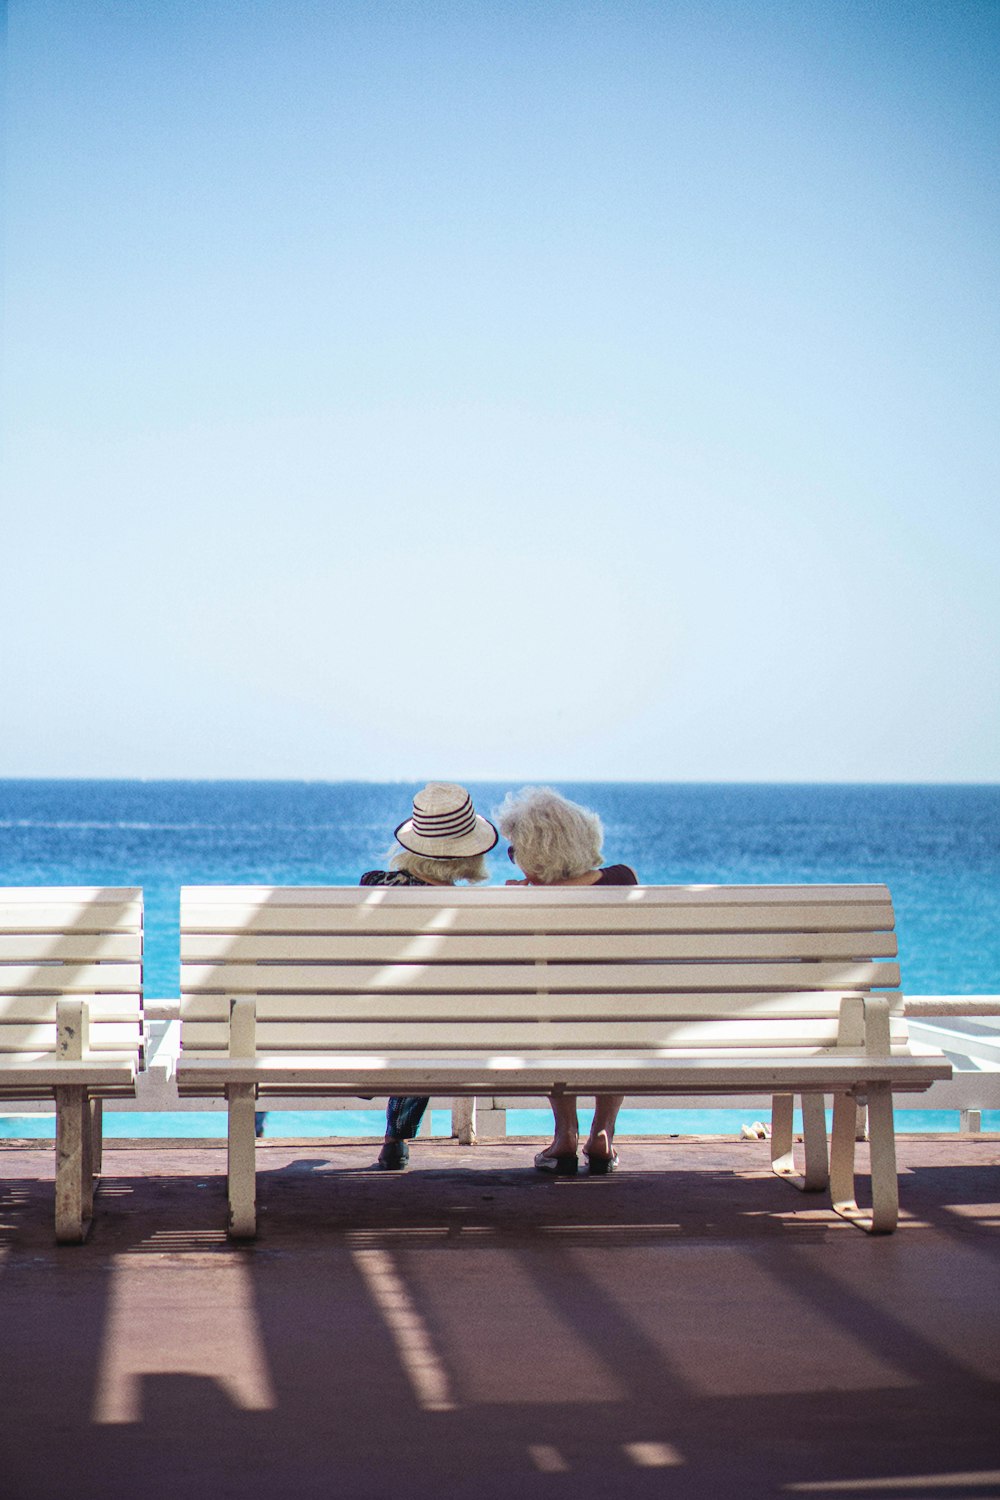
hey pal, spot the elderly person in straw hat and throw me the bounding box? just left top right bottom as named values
left=496, top=786, right=637, bottom=1176
left=361, top=783, right=498, bottom=1170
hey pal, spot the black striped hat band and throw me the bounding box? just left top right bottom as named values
left=411, top=793, right=478, bottom=839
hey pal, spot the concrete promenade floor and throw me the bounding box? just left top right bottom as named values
left=1, top=1134, right=999, bottom=1500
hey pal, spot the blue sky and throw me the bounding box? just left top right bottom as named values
left=3, top=0, right=998, bottom=781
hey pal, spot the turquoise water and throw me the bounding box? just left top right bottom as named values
left=2, top=780, right=997, bottom=1139
left=1, top=1109, right=996, bottom=1140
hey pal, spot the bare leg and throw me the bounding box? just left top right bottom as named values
left=539, top=1094, right=579, bottom=1157
left=585, top=1094, right=624, bottom=1162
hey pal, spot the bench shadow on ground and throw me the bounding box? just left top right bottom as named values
left=1, top=1142, right=999, bottom=1500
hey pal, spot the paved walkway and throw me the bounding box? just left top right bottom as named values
left=2, top=1135, right=999, bottom=1499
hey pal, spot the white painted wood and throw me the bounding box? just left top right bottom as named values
left=0, top=1053, right=137, bottom=1074
left=181, top=930, right=898, bottom=963
left=0, top=934, right=142, bottom=961
left=0, top=887, right=142, bottom=1242
left=831, top=1084, right=899, bottom=1234
left=176, top=1051, right=949, bottom=1091
left=769, top=1092, right=829, bottom=1191
left=227, top=1083, right=257, bottom=1238
left=0, top=995, right=142, bottom=1022
left=0, top=1023, right=143, bottom=1053
left=0, top=963, right=142, bottom=993
left=0, top=887, right=141, bottom=904
left=183, top=883, right=891, bottom=906
left=800, top=1093, right=830, bottom=1189
left=182, top=959, right=900, bottom=994
left=91, top=1097, right=103, bottom=1176
left=179, top=1017, right=911, bottom=1052
left=55, top=1086, right=92, bottom=1243
left=179, top=990, right=888, bottom=1023
left=451, top=1096, right=476, bottom=1145
left=183, top=900, right=896, bottom=935
left=176, top=882, right=946, bottom=1235
left=229, top=997, right=257, bottom=1059
left=867, top=1084, right=900, bottom=1233
left=57, top=999, right=88, bottom=1060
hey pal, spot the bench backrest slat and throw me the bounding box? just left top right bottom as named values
left=0, top=889, right=143, bottom=1061
left=181, top=959, right=900, bottom=994
left=181, top=931, right=897, bottom=963
left=180, top=884, right=905, bottom=1061
left=180, top=1015, right=912, bottom=1054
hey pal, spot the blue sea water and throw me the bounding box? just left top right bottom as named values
left=2, top=781, right=998, bottom=1138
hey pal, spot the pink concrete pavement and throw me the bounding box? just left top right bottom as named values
left=1, top=1134, right=999, bottom=1499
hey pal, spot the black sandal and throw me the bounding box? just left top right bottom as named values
left=533, top=1150, right=579, bottom=1176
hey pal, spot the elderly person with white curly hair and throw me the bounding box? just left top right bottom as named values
left=496, top=786, right=637, bottom=1176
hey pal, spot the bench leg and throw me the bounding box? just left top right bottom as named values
left=831, top=1086, right=899, bottom=1234
left=90, top=1097, right=104, bottom=1177
left=452, top=1097, right=476, bottom=1145
left=770, top=1093, right=829, bottom=1192
left=55, top=1087, right=94, bottom=1243
left=227, top=1084, right=257, bottom=1239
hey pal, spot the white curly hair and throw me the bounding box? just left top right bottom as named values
left=387, top=849, right=489, bottom=884
left=495, top=786, right=603, bottom=885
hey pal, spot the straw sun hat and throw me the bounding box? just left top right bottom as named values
left=394, top=783, right=498, bottom=858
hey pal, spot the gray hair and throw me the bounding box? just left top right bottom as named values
left=495, top=787, right=603, bottom=885
left=387, top=848, right=489, bottom=884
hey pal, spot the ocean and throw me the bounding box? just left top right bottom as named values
left=2, top=780, right=998, bottom=1138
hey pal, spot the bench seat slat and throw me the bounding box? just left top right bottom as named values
left=0, top=1058, right=137, bottom=1086
left=180, top=931, right=897, bottom=963
left=175, top=1052, right=951, bottom=1092
left=181, top=959, right=900, bottom=994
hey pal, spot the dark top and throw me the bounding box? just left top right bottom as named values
left=593, top=864, right=638, bottom=885
left=360, top=870, right=429, bottom=887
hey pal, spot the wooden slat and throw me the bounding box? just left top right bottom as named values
left=0, top=963, right=142, bottom=994
left=0, top=995, right=142, bottom=1023
left=181, top=900, right=894, bottom=936
left=182, top=883, right=890, bottom=906
left=180, top=930, right=896, bottom=964
left=0, top=887, right=141, bottom=903
left=0, top=902, right=143, bottom=933
left=180, top=989, right=891, bottom=1024
left=180, top=1016, right=911, bottom=1052
left=174, top=1052, right=951, bottom=1092
left=0, top=935, right=142, bottom=962
left=180, top=959, right=900, bottom=994
left=0, top=1023, right=142, bottom=1053
left=0, top=1059, right=137, bottom=1086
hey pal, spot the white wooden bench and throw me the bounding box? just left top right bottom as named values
left=0, top=887, right=143, bottom=1242
left=177, top=883, right=951, bottom=1238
